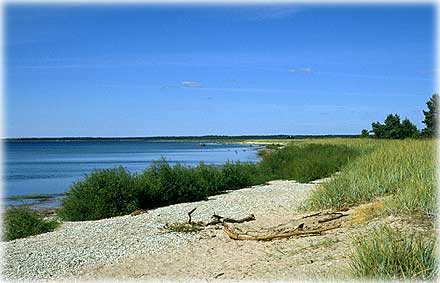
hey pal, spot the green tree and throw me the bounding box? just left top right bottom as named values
left=400, top=118, right=419, bottom=138
left=421, top=94, right=438, bottom=137
left=371, top=114, right=419, bottom=139
left=371, top=122, right=385, bottom=138
left=383, top=114, right=402, bottom=139
left=360, top=129, right=369, bottom=138
left=371, top=114, right=401, bottom=139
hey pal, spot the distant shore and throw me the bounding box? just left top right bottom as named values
left=4, top=134, right=359, bottom=142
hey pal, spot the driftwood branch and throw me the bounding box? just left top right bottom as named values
left=207, top=214, right=256, bottom=226
left=224, top=214, right=256, bottom=223
left=317, top=213, right=347, bottom=223
left=223, top=223, right=341, bottom=241
left=187, top=207, right=197, bottom=224
left=173, top=208, right=347, bottom=241
left=302, top=212, right=321, bottom=219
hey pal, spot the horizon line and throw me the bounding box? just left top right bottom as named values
left=3, top=134, right=361, bottom=140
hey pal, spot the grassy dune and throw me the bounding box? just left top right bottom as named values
left=301, top=138, right=436, bottom=280
left=305, top=139, right=436, bottom=215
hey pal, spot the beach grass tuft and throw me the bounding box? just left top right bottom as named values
left=350, top=225, right=437, bottom=280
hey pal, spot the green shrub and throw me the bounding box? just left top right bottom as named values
left=136, top=161, right=210, bottom=207
left=3, top=207, right=59, bottom=241
left=59, top=167, right=138, bottom=221
left=350, top=225, right=437, bottom=280
left=218, top=162, right=265, bottom=191
left=135, top=161, right=263, bottom=209
left=192, top=162, right=224, bottom=195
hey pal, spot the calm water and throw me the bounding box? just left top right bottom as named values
left=3, top=140, right=260, bottom=207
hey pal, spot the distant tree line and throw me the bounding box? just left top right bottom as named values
left=361, top=94, right=438, bottom=139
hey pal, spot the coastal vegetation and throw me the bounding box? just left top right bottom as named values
left=258, top=143, right=359, bottom=183
left=370, top=114, right=419, bottom=139
left=350, top=225, right=437, bottom=280
left=59, top=143, right=360, bottom=221
left=303, top=138, right=436, bottom=280
left=305, top=139, right=435, bottom=215
left=3, top=207, right=59, bottom=241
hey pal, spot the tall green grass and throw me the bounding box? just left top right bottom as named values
left=60, top=143, right=359, bottom=221
left=350, top=225, right=437, bottom=280
left=305, top=139, right=436, bottom=215
left=303, top=139, right=437, bottom=281
left=3, top=207, right=59, bottom=241
left=259, top=143, right=359, bottom=183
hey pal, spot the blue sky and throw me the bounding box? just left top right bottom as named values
left=5, top=4, right=435, bottom=137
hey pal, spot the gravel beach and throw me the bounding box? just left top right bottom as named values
left=2, top=180, right=315, bottom=281
left=2, top=178, right=426, bottom=282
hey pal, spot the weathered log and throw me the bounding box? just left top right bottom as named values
left=223, top=214, right=256, bottom=223
left=206, top=214, right=256, bottom=225
left=223, top=223, right=341, bottom=241
left=317, top=213, right=347, bottom=223
left=302, top=212, right=321, bottom=218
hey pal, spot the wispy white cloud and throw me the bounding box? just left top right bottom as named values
left=181, top=81, right=202, bottom=88
left=196, top=87, right=292, bottom=93
left=243, top=7, right=302, bottom=21
left=288, top=67, right=312, bottom=73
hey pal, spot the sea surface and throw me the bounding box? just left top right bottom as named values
left=3, top=140, right=260, bottom=208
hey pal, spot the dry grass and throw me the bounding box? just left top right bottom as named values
left=347, top=198, right=386, bottom=225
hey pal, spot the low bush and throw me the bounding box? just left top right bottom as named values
left=134, top=161, right=263, bottom=209
left=3, top=207, right=59, bottom=241
left=135, top=161, right=210, bottom=208
left=59, top=167, right=138, bottom=221
left=218, top=162, right=265, bottom=190
left=350, top=225, right=437, bottom=280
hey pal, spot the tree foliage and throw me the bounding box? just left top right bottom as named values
left=371, top=114, right=419, bottom=139
left=421, top=94, right=438, bottom=137
left=360, top=129, right=369, bottom=138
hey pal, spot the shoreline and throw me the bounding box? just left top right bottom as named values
left=4, top=141, right=264, bottom=211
